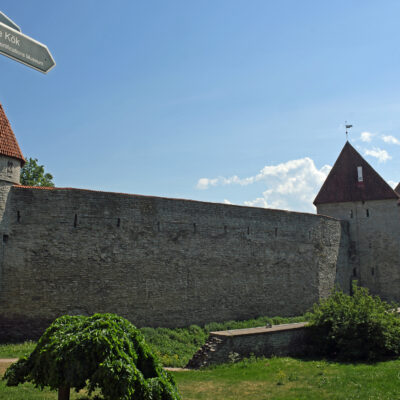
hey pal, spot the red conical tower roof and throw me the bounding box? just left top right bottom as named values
left=314, top=141, right=398, bottom=205
left=0, top=104, right=25, bottom=166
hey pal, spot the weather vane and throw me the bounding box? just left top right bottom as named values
left=345, top=122, right=353, bottom=141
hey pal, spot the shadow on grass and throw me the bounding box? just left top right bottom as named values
left=291, top=348, right=400, bottom=366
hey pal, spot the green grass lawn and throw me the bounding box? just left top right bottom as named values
left=1, top=357, right=400, bottom=399
left=173, top=357, right=400, bottom=400
left=0, top=382, right=93, bottom=400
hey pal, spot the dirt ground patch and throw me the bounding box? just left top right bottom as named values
left=0, top=359, right=17, bottom=376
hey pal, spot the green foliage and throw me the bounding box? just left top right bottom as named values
left=20, top=157, right=54, bottom=187
left=308, top=282, right=400, bottom=360
left=3, top=314, right=181, bottom=400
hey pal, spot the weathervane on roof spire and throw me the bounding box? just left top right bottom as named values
left=345, top=122, right=353, bottom=141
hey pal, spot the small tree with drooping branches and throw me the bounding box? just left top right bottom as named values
left=3, top=313, right=181, bottom=400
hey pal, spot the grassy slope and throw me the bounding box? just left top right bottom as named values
left=0, top=342, right=36, bottom=359
left=141, top=315, right=306, bottom=367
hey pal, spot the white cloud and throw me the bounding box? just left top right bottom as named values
left=381, top=135, right=400, bottom=145
left=364, top=147, right=391, bottom=163
left=196, top=158, right=332, bottom=212
left=223, top=199, right=232, bottom=205
left=244, top=197, right=269, bottom=208
left=360, top=131, right=373, bottom=142
left=388, top=180, right=398, bottom=189
left=196, top=178, right=218, bottom=190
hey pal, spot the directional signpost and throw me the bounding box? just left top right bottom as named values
left=0, top=11, right=21, bottom=32
left=0, top=12, right=55, bottom=73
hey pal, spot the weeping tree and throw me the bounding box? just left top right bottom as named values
left=3, top=314, right=181, bottom=400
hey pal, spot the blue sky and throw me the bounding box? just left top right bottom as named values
left=1, top=1, right=400, bottom=213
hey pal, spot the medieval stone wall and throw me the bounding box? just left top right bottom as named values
left=317, top=199, right=400, bottom=302
left=0, top=186, right=348, bottom=341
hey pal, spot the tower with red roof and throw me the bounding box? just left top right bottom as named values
left=0, top=104, right=25, bottom=184
left=314, top=141, right=400, bottom=301
left=0, top=104, right=25, bottom=223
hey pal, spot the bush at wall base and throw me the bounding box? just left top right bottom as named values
left=3, top=313, right=181, bottom=400
left=308, top=282, right=400, bottom=361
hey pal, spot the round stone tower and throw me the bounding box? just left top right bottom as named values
left=0, top=103, right=25, bottom=224
left=0, top=103, right=25, bottom=183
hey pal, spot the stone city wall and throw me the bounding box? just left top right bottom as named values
left=0, top=186, right=349, bottom=342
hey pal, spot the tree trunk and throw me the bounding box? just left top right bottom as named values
left=58, top=386, right=70, bottom=400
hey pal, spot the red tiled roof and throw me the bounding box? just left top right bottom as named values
left=314, top=141, right=398, bottom=205
left=0, top=104, right=25, bottom=165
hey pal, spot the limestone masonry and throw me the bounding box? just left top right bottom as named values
left=0, top=104, right=398, bottom=341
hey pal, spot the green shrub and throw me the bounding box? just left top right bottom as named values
left=3, top=314, right=181, bottom=400
left=308, top=282, right=400, bottom=360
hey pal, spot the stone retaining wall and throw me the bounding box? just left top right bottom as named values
left=187, top=322, right=309, bottom=368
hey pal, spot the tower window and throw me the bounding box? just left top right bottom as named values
left=7, top=161, right=13, bottom=176
left=357, top=166, right=363, bottom=182
left=350, top=210, right=353, bottom=218
left=353, top=267, right=357, bottom=277
left=366, top=209, right=369, bottom=217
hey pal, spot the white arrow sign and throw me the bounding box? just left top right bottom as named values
left=0, top=21, right=55, bottom=73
